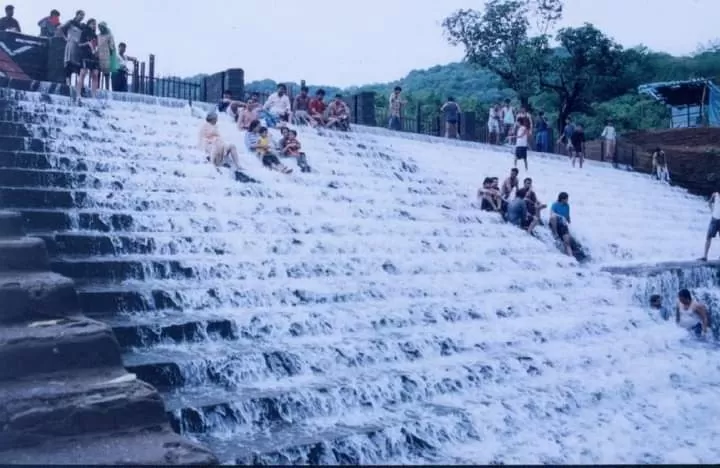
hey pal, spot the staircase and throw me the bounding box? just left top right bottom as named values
left=1, top=83, right=720, bottom=464
left=0, top=210, right=216, bottom=464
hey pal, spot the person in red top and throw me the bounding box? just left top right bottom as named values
left=308, top=89, right=327, bottom=127
left=327, top=94, right=351, bottom=131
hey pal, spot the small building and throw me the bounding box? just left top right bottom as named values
left=638, top=78, right=720, bottom=128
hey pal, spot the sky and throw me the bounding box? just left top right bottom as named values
left=17, top=0, right=720, bottom=88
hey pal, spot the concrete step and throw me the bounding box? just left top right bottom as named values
left=50, top=257, right=195, bottom=283
left=0, top=136, right=47, bottom=153
left=0, top=168, right=97, bottom=189
left=0, top=187, right=86, bottom=210
left=0, top=211, right=24, bottom=237
left=19, top=209, right=134, bottom=233
left=0, top=150, right=92, bottom=172
left=0, top=237, right=50, bottom=271
left=0, top=121, right=32, bottom=137
left=0, top=367, right=169, bottom=451
left=38, top=232, right=158, bottom=256
left=0, top=424, right=218, bottom=465
left=0, top=271, right=80, bottom=323
left=0, top=316, right=122, bottom=380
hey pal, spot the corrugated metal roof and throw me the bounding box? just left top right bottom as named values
left=638, top=78, right=713, bottom=105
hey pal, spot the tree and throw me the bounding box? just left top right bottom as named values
left=442, top=0, right=562, bottom=108
left=538, top=23, right=626, bottom=130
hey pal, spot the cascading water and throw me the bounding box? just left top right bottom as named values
left=4, top=87, right=720, bottom=464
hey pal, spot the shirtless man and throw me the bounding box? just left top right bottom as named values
left=501, top=168, right=519, bottom=200
left=521, top=177, right=547, bottom=222
left=676, top=289, right=710, bottom=338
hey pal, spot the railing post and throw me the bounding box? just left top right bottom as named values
left=148, top=54, right=155, bottom=96
left=600, top=140, right=605, bottom=162
left=139, top=61, right=146, bottom=94
left=415, top=106, right=422, bottom=133
left=131, top=62, right=140, bottom=93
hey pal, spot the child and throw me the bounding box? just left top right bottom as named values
left=282, top=130, right=311, bottom=172
left=256, top=127, right=292, bottom=174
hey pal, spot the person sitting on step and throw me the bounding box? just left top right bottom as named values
left=478, top=177, right=502, bottom=213
left=293, top=86, right=313, bottom=126
left=501, top=168, right=519, bottom=201
left=520, top=177, right=547, bottom=224
left=514, top=187, right=540, bottom=234
left=217, top=90, right=245, bottom=123
left=278, top=128, right=311, bottom=172
left=676, top=289, right=710, bottom=338
left=244, top=120, right=292, bottom=174
left=198, top=111, right=246, bottom=177
left=238, top=92, right=261, bottom=130
left=326, top=94, right=351, bottom=131
left=308, top=89, right=328, bottom=127
left=549, top=191, right=573, bottom=256
left=261, top=84, right=291, bottom=128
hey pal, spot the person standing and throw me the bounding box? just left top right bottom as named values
left=511, top=116, right=530, bottom=171
left=601, top=119, right=617, bottom=162
left=38, top=9, right=60, bottom=37
left=77, top=18, right=100, bottom=97
left=112, top=42, right=137, bottom=93
left=501, top=99, right=515, bottom=141
left=652, top=147, right=670, bottom=182
left=388, top=86, right=405, bottom=131
left=60, top=10, right=85, bottom=87
left=569, top=123, right=586, bottom=169
left=487, top=104, right=501, bottom=144
left=534, top=111, right=549, bottom=152
left=441, top=97, right=461, bottom=139
left=0, top=5, right=20, bottom=32
left=96, top=22, right=116, bottom=91
left=700, top=191, right=720, bottom=261
left=676, top=289, right=710, bottom=338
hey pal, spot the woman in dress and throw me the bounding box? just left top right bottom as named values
left=60, top=10, right=85, bottom=87
left=96, top=22, right=116, bottom=91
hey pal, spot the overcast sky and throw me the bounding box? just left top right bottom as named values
left=18, top=0, right=719, bottom=87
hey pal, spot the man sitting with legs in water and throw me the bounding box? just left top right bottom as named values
left=676, top=289, right=710, bottom=338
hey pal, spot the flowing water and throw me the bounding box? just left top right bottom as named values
left=3, top=88, right=720, bottom=464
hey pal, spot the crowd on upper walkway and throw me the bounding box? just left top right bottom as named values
left=0, top=5, right=138, bottom=97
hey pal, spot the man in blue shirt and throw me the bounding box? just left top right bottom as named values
left=550, top=192, right=573, bottom=256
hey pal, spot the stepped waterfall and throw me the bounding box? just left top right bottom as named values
left=2, top=87, right=720, bottom=464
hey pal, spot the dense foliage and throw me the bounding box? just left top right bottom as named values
left=178, top=0, right=720, bottom=139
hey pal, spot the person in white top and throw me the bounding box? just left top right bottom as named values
left=261, top=84, right=292, bottom=127
left=487, top=104, right=501, bottom=144
left=676, top=289, right=709, bottom=337
left=198, top=111, right=244, bottom=176
left=508, top=116, right=530, bottom=171
left=501, top=99, right=515, bottom=140
left=700, top=191, right=720, bottom=261
left=600, top=119, right=617, bottom=161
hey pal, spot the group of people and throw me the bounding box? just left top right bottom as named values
left=0, top=6, right=137, bottom=97
left=198, top=87, right=323, bottom=179
left=650, top=290, right=711, bottom=339
left=387, top=87, right=463, bottom=139
left=477, top=168, right=577, bottom=257
left=216, top=84, right=352, bottom=133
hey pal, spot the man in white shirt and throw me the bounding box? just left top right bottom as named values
left=701, top=191, right=720, bottom=261
left=261, top=84, right=291, bottom=128
left=600, top=119, right=617, bottom=162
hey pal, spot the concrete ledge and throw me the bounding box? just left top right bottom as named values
left=601, top=260, right=720, bottom=277
left=0, top=237, right=50, bottom=271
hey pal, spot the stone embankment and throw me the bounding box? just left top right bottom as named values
left=0, top=210, right=218, bottom=465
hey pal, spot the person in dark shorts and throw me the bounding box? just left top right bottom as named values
left=441, top=97, right=461, bottom=139
left=77, top=18, right=99, bottom=97
left=570, top=123, right=586, bottom=168
left=700, top=191, right=720, bottom=261
left=511, top=116, right=530, bottom=171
